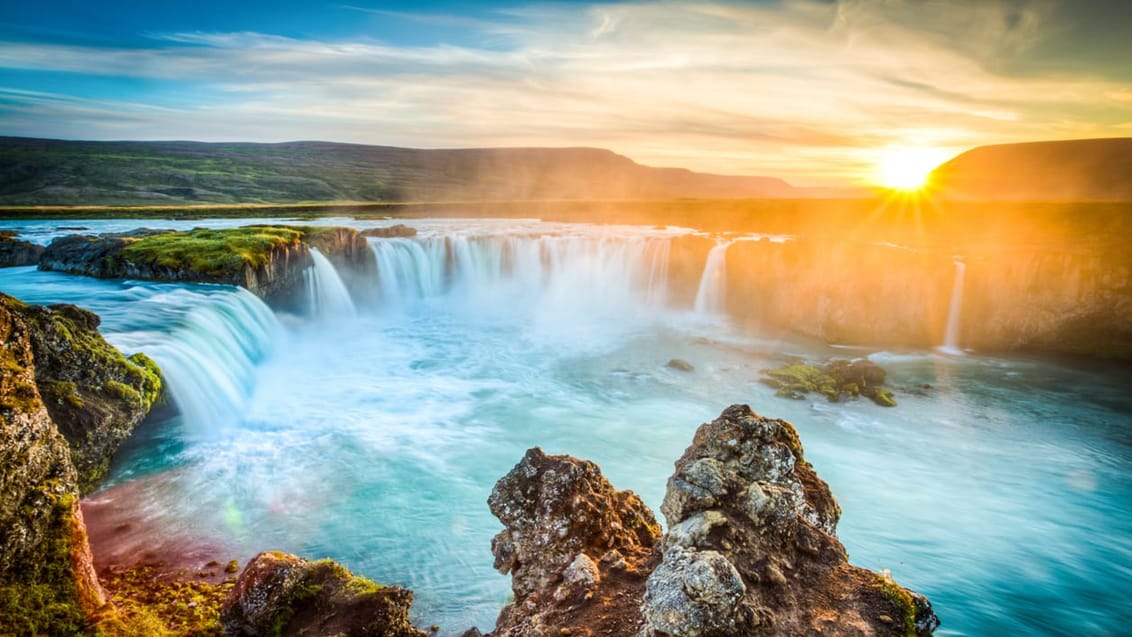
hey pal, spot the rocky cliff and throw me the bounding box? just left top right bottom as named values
left=475, top=405, right=938, bottom=637
left=18, top=300, right=163, bottom=493
left=0, top=295, right=110, bottom=634
left=38, top=225, right=375, bottom=307
left=661, top=232, right=1132, bottom=360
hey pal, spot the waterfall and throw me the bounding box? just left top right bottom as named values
left=127, top=288, right=282, bottom=435
left=939, top=260, right=965, bottom=355
left=693, top=241, right=731, bottom=316
left=366, top=235, right=673, bottom=317
left=305, top=248, right=357, bottom=318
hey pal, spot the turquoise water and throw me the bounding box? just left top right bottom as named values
left=1, top=219, right=1130, bottom=636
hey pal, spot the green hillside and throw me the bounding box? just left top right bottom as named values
left=0, top=138, right=795, bottom=205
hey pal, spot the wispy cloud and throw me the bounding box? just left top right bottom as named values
left=0, top=0, right=1127, bottom=185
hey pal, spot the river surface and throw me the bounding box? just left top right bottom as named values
left=1, top=217, right=1130, bottom=636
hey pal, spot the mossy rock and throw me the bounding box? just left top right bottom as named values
left=119, top=226, right=304, bottom=278
left=761, top=358, right=897, bottom=407
left=11, top=295, right=166, bottom=494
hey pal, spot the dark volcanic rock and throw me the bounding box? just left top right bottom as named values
left=18, top=298, right=163, bottom=493
left=641, top=404, right=938, bottom=636
left=0, top=295, right=106, bottom=635
left=361, top=224, right=418, bottom=238
left=488, top=447, right=662, bottom=637
left=0, top=231, right=45, bottom=267
left=220, top=551, right=427, bottom=637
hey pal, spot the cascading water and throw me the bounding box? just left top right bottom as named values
left=938, top=259, right=965, bottom=355
left=693, top=240, right=731, bottom=317
left=305, top=248, right=357, bottom=318
left=367, top=234, right=672, bottom=312
left=91, top=286, right=283, bottom=436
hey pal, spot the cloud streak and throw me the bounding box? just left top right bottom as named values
left=0, top=0, right=1128, bottom=185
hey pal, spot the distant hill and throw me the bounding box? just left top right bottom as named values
left=930, top=138, right=1132, bottom=201
left=0, top=137, right=797, bottom=205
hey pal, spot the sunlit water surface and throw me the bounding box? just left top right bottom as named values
left=1, top=218, right=1129, bottom=636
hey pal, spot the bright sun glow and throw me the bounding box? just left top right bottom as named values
left=875, top=147, right=951, bottom=191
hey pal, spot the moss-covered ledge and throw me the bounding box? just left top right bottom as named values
left=39, top=225, right=373, bottom=306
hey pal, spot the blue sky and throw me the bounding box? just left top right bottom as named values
left=1, top=0, right=1129, bottom=185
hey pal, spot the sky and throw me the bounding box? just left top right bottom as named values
left=1, top=0, right=1130, bottom=186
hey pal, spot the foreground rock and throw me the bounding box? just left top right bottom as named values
left=39, top=225, right=373, bottom=307
left=488, top=448, right=662, bottom=636
left=642, top=404, right=937, bottom=636
left=220, top=551, right=426, bottom=637
left=0, top=230, right=45, bottom=267
left=0, top=296, right=107, bottom=634
left=484, top=406, right=937, bottom=637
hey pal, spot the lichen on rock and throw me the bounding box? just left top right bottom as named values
left=487, top=447, right=662, bottom=637
left=640, top=404, right=938, bottom=636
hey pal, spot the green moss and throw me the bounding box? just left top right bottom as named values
left=0, top=483, right=89, bottom=636
left=878, top=576, right=918, bottom=637
left=45, top=379, right=84, bottom=409
left=125, top=353, right=164, bottom=410
left=93, top=563, right=233, bottom=637
left=761, top=359, right=897, bottom=407
left=120, top=226, right=304, bottom=278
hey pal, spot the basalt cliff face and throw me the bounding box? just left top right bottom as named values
left=472, top=405, right=938, bottom=637
left=664, top=232, right=1132, bottom=360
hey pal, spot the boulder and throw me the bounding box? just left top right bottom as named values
left=488, top=447, right=662, bottom=637
left=220, top=551, right=426, bottom=637
left=0, top=231, right=45, bottom=267
left=760, top=359, right=897, bottom=407
left=17, top=298, right=163, bottom=493
left=641, top=404, right=938, bottom=636
left=0, top=295, right=106, bottom=635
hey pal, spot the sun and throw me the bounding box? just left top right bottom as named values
left=874, top=147, right=950, bottom=191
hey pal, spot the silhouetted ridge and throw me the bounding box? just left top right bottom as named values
left=931, top=138, right=1132, bottom=201
left=0, top=137, right=794, bottom=205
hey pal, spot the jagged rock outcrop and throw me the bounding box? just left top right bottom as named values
left=0, top=295, right=106, bottom=635
left=487, top=447, right=662, bottom=637
left=641, top=404, right=938, bottom=636
left=16, top=297, right=163, bottom=493
left=0, top=230, right=45, bottom=267
left=484, top=408, right=937, bottom=637
left=38, top=225, right=375, bottom=307
left=220, top=551, right=426, bottom=637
